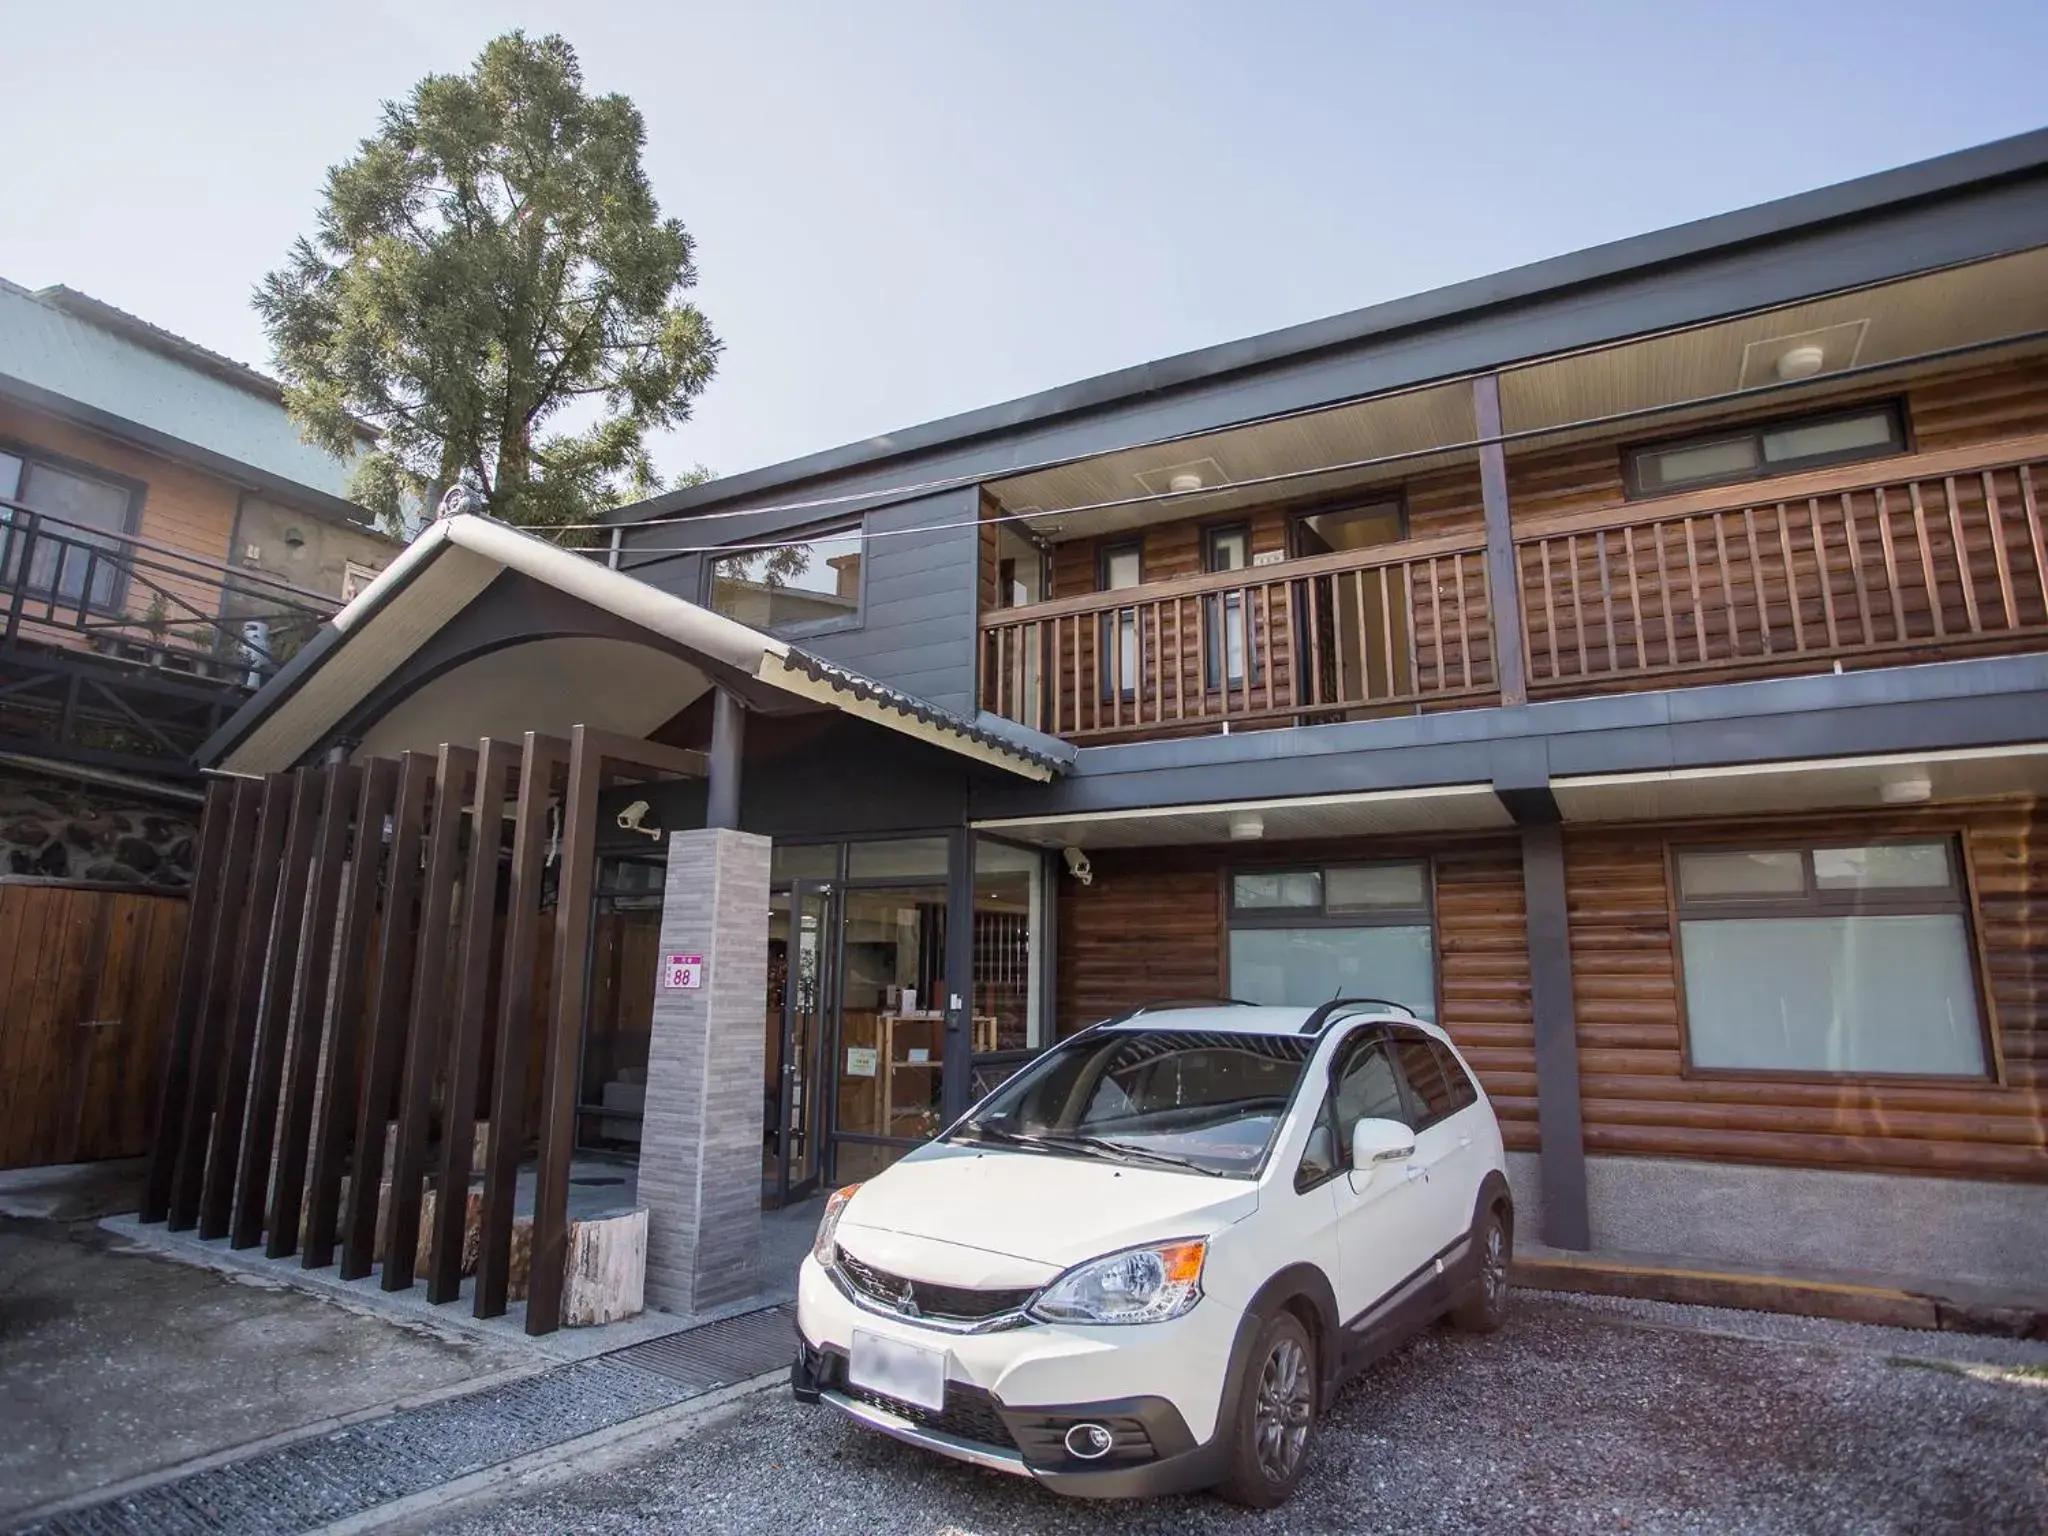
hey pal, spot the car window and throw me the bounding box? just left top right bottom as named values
left=1430, top=1040, right=1480, bottom=1113
left=1331, top=1033, right=1410, bottom=1165
left=1294, top=1096, right=1339, bottom=1191
left=1390, top=1029, right=1457, bottom=1129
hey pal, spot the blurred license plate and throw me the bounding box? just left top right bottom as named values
left=849, top=1329, right=946, bottom=1411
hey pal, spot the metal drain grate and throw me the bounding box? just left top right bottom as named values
left=12, top=1309, right=794, bottom=1536
left=606, top=1303, right=794, bottom=1392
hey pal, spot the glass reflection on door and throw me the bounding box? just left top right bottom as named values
left=766, top=882, right=832, bottom=1204
left=832, top=883, right=950, bottom=1182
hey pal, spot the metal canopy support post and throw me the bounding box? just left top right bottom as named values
left=943, top=827, right=976, bottom=1123
left=706, top=687, right=745, bottom=830
left=1475, top=372, right=1529, bottom=707
left=1519, top=821, right=1591, bottom=1250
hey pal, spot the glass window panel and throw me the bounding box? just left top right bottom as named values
left=1207, top=528, right=1250, bottom=572
left=0, top=453, right=20, bottom=500
left=771, top=841, right=838, bottom=883
left=1332, top=1036, right=1411, bottom=1138
left=975, top=838, right=1043, bottom=1050
left=18, top=461, right=130, bottom=606
left=1101, top=547, right=1141, bottom=590
left=1430, top=1041, right=1480, bottom=1111
left=1303, top=502, right=1403, bottom=552
left=1391, top=1032, right=1455, bottom=1124
left=1326, top=862, right=1428, bottom=912
left=1228, top=926, right=1436, bottom=1020
left=1680, top=914, right=1985, bottom=1075
left=708, top=525, right=863, bottom=634
left=1642, top=437, right=1756, bottom=489
left=846, top=836, right=951, bottom=881
left=1678, top=848, right=1805, bottom=899
left=1812, top=842, right=1952, bottom=891
left=1762, top=411, right=1897, bottom=464
left=1232, top=871, right=1322, bottom=910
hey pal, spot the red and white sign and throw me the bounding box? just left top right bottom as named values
left=664, top=953, right=704, bottom=990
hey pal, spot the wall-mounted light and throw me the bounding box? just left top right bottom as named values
left=1228, top=811, right=1265, bottom=841
left=1774, top=344, right=1827, bottom=382
left=283, top=526, right=306, bottom=551
left=1168, top=471, right=1205, bottom=495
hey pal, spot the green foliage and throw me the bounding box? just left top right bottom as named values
left=255, top=31, right=720, bottom=535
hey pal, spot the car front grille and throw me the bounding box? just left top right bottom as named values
left=837, top=1248, right=1038, bottom=1323
left=814, top=1347, right=1018, bottom=1451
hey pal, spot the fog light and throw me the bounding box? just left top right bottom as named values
left=1064, top=1422, right=1114, bottom=1460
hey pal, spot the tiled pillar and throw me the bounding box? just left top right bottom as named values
left=639, top=826, right=772, bottom=1315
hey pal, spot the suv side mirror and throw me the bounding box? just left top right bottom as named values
left=1349, top=1117, right=1416, bottom=1187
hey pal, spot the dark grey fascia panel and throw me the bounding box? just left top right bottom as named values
left=968, top=653, right=2048, bottom=821
left=612, top=130, right=2048, bottom=544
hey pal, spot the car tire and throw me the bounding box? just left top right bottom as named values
left=1213, top=1309, right=1317, bottom=1509
left=1449, top=1204, right=1512, bottom=1333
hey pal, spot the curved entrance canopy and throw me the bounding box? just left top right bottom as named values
left=200, top=513, right=1071, bottom=781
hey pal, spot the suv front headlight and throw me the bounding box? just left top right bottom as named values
left=812, top=1183, right=861, bottom=1268
left=1028, top=1238, right=1207, bottom=1325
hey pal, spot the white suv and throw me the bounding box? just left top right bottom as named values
left=792, top=999, right=1512, bottom=1507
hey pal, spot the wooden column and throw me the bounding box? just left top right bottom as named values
left=1520, top=822, right=1590, bottom=1250
left=1475, top=372, right=1528, bottom=706
left=526, top=725, right=602, bottom=1333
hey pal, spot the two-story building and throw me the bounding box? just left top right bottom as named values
left=186, top=129, right=2048, bottom=1331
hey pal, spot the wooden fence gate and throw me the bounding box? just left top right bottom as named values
left=138, top=726, right=703, bottom=1334
left=0, top=880, right=189, bottom=1169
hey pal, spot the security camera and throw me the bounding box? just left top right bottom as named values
left=616, top=799, right=662, bottom=840
left=1062, top=846, right=1093, bottom=886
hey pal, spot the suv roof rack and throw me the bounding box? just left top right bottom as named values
left=1078, top=998, right=1259, bottom=1033
left=1298, top=997, right=1419, bottom=1035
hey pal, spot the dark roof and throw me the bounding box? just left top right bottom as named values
left=775, top=647, right=1075, bottom=775
left=610, top=126, right=2048, bottom=527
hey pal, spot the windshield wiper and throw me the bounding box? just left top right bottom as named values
left=953, top=1125, right=1094, bottom=1159
left=1050, top=1134, right=1227, bottom=1177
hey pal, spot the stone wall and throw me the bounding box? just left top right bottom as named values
left=0, top=769, right=199, bottom=886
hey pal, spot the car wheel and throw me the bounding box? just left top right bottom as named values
left=1214, top=1309, right=1316, bottom=1508
left=1450, top=1204, right=1511, bottom=1333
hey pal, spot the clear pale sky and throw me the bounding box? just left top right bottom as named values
left=3, top=2, right=2043, bottom=485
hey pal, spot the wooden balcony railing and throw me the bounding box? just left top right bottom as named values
left=1515, top=438, right=2048, bottom=694
left=979, top=532, right=1498, bottom=738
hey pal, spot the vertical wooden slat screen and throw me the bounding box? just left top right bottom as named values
left=382, top=743, right=477, bottom=1292
left=197, top=775, right=291, bottom=1240
left=339, top=751, right=432, bottom=1281
left=141, top=779, right=233, bottom=1223
left=303, top=757, right=398, bottom=1269
left=429, top=736, right=514, bottom=1304
left=229, top=767, right=324, bottom=1249
left=267, top=763, right=359, bottom=1259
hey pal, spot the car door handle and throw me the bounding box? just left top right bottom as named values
left=1403, top=1163, right=1426, bottom=1182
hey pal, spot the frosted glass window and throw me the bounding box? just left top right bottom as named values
left=1812, top=842, right=1951, bottom=891
left=1233, top=871, right=1323, bottom=910
left=1326, top=863, right=1429, bottom=911
left=1678, top=849, right=1805, bottom=899
left=1627, top=404, right=1904, bottom=497
left=1645, top=437, right=1756, bottom=488
left=1763, top=412, right=1897, bottom=463
left=1229, top=926, right=1435, bottom=1020
left=1680, top=914, right=1984, bottom=1075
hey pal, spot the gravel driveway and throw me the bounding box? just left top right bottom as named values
left=423, top=1293, right=2048, bottom=1536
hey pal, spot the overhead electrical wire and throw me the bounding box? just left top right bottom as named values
left=569, top=326, right=2048, bottom=560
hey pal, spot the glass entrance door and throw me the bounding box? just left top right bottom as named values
left=830, top=881, right=951, bottom=1182
left=766, top=880, right=834, bottom=1206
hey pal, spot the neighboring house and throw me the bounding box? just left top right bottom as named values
left=0, top=281, right=397, bottom=1172
left=189, top=130, right=2048, bottom=1331
left=0, top=279, right=398, bottom=851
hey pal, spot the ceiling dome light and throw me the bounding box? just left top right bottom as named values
left=1167, top=471, right=1205, bottom=495
left=1879, top=773, right=1933, bottom=805
left=1228, top=811, right=1265, bottom=841
left=1775, top=344, right=1827, bottom=382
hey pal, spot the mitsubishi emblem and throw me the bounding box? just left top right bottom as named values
left=897, top=1282, right=920, bottom=1318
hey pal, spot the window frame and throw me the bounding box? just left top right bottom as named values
left=1296, top=1024, right=1422, bottom=1191
left=1201, top=521, right=1256, bottom=693
left=703, top=517, right=868, bottom=639
left=0, top=436, right=146, bottom=614
left=1224, top=858, right=1442, bottom=1024
left=1621, top=399, right=1910, bottom=501
left=1095, top=539, right=1144, bottom=701
left=1665, top=831, right=2000, bottom=1084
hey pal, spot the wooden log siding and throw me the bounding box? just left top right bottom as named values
left=1054, top=838, right=1539, bottom=1151
left=1564, top=803, right=2048, bottom=1183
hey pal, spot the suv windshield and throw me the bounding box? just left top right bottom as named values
left=950, top=1028, right=1315, bottom=1177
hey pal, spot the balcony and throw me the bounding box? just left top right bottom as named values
left=979, top=436, right=2048, bottom=741
left=0, top=499, right=342, bottom=772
